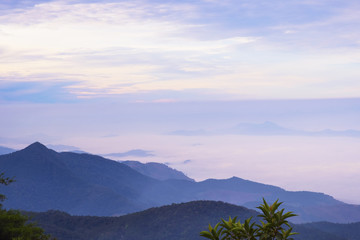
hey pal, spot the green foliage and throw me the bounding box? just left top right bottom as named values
left=0, top=172, right=14, bottom=185
left=0, top=208, right=52, bottom=240
left=0, top=172, right=54, bottom=240
left=200, top=199, right=298, bottom=240
left=0, top=172, right=14, bottom=205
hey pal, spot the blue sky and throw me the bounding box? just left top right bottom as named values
left=1, top=0, right=360, bottom=203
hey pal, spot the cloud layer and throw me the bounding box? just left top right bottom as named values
left=0, top=0, right=359, bottom=102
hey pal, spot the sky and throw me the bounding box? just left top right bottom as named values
left=0, top=0, right=360, bottom=203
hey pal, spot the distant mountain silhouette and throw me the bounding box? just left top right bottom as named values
left=169, top=121, right=360, bottom=137
left=0, top=145, right=16, bottom=155
left=46, top=144, right=86, bottom=153
left=27, top=201, right=350, bottom=240
left=103, top=149, right=155, bottom=158
left=168, top=129, right=210, bottom=136
left=145, top=176, right=360, bottom=223
left=1, top=142, right=360, bottom=223
left=0, top=142, right=156, bottom=215
left=122, top=160, right=195, bottom=181
left=300, top=221, right=360, bottom=240
left=227, top=121, right=299, bottom=135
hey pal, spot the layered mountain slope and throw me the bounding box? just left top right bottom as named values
left=0, top=146, right=16, bottom=155
left=1, top=142, right=360, bottom=223
left=140, top=177, right=351, bottom=222
left=0, top=142, right=155, bottom=215
left=122, top=160, right=194, bottom=181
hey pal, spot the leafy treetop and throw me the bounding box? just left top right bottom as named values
left=200, top=198, right=298, bottom=240
left=0, top=172, right=14, bottom=204
left=0, top=172, right=55, bottom=240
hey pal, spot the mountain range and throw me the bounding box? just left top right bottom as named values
left=104, top=149, right=155, bottom=158
left=169, top=121, right=360, bottom=137
left=1, top=142, right=360, bottom=223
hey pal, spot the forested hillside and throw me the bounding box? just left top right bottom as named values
left=27, top=201, right=354, bottom=240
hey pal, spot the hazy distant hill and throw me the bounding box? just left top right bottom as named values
left=0, top=146, right=15, bottom=155
left=2, top=142, right=360, bottom=223
left=46, top=144, right=86, bottom=153
left=0, top=142, right=156, bottom=215
left=104, top=149, right=155, bottom=158
left=300, top=221, right=360, bottom=240
left=142, top=176, right=360, bottom=223
left=122, top=160, right=195, bottom=181
left=27, top=201, right=349, bottom=240
left=169, top=121, right=360, bottom=137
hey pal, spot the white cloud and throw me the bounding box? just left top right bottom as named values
left=0, top=0, right=359, bottom=101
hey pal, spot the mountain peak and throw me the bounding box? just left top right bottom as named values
left=24, top=142, right=49, bottom=151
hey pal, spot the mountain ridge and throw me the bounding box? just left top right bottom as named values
left=1, top=142, right=360, bottom=223
left=121, top=160, right=195, bottom=181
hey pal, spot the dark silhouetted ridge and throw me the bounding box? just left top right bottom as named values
left=16, top=141, right=59, bottom=163
left=0, top=142, right=156, bottom=215
left=18, top=142, right=56, bottom=157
